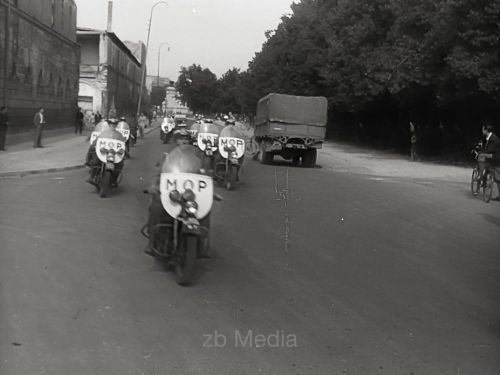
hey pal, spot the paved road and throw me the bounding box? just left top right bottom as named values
left=1, top=129, right=499, bottom=375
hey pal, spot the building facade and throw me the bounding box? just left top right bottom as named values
left=77, top=28, right=145, bottom=120
left=165, top=86, right=189, bottom=115
left=0, top=0, right=80, bottom=134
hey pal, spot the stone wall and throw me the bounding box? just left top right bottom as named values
left=0, top=1, right=80, bottom=134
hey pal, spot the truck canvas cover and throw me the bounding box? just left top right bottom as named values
left=255, top=93, right=328, bottom=127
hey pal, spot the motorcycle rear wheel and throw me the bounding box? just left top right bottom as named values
left=175, top=235, right=197, bottom=286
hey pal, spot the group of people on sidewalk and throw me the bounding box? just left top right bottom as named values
left=0, top=106, right=152, bottom=152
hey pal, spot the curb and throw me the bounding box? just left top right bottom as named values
left=0, top=126, right=160, bottom=178
left=0, top=164, right=86, bottom=178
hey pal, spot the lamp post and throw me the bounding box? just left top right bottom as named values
left=136, top=1, right=168, bottom=117
left=157, top=42, right=171, bottom=86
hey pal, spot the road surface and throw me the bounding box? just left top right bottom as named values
left=1, top=129, right=499, bottom=374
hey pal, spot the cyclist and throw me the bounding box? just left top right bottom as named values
left=477, top=124, right=500, bottom=199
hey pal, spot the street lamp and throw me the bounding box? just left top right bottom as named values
left=136, top=1, right=168, bottom=117
left=157, top=42, right=171, bottom=86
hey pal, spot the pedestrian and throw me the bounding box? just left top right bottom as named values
left=477, top=124, right=500, bottom=200
left=75, top=107, right=84, bottom=134
left=0, top=106, right=9, bottom=151
left=33, top=107, right=46, bottom=148
left=138, top=112, right=148, bottom=138
left=409, top=121, right=419, bottom=161
left=94, top=111, right=102, bottom=125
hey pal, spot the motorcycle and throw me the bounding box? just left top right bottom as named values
left=215, top=125, right=245, bottom=190
left=116, top=119, right=131, bottom=158
left=160, top=117, right=175, bottom=144
left=190, top=122, right=201, bottom=146
left=141, top=145, right=219, bottom=286
left=196, top=121, right=221, bottom=175
left=91, top=128, right=126, bottom=198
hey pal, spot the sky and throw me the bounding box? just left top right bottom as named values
left=75, top=0, right=296, bottom=81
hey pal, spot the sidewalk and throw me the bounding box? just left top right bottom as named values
left=320, top=141, right=471, bottom=183
left=0, top=121, right=161, bottom=177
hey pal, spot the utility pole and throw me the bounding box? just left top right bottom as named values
left=157, top=42, right=170, bottom=86
left=136, top=1, right=168, bottom=117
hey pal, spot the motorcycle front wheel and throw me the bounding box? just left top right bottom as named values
left=100, top=170, right=111, bottom=198
left=175, top=235, right=197, bottom=286
left=225, top=165, right=237, bottom=190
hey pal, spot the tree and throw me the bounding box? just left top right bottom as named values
left=175, top=64, right=219, bottom=114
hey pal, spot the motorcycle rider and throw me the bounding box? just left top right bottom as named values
left=144, top=142, right=211, bottom=259
left=477, top=124, right=500, bottom=199
left=219, top=117, right=244, bottom=181
left=117, top=116, right=132, bottom=158
left=85, top=118, right=124, bottom=187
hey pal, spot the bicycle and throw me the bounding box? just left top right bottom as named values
left=471, top=148, right=499, bottom=202
left=482, top=165, right=499, bottom=203
left=470, top=149, right=482, bottom=196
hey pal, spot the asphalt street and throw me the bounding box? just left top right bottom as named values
left=1, top=129, right=499, bottom=375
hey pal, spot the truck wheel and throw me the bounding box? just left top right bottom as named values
left=302, top=149, right=317, bottom=168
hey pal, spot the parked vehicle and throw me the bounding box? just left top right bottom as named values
left=254, top=93, right=327, bottom=167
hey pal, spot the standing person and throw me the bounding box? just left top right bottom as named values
left=138, top=112, right=148, bottom=138
left=478, top=124, right=500, bottom=200
left=33, top=107, right=46, bottom=148
left=75, top=107, right=84, bottom=134
left=94, top=111, right=102, bottom=125
left=0, top=106, right=9, bottom=151
left=409, top=121, right=418, bottom=161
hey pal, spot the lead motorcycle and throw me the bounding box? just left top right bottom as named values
left=141, top=144, right=218, bottom=286
left=196, top=120, right=221, bottom=175
left=215, top=123, right=245, bottom=190
left=91, top=127, right=127, bottom=198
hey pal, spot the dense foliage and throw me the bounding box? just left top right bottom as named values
left=175, top=0, right=500, bottom=155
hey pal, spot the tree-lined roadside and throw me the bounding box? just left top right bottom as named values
left=174, top=0, right=500, bottom=158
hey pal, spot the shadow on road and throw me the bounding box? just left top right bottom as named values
left=480, top=213, right=500, bottom=227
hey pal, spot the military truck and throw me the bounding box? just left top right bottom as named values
left=254, top=93, right=328, bottom=167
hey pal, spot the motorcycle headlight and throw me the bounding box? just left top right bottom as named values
left=169, top=189, right=181, bottom=203
left=185, top=200, right=198, bottom=215
left=230, top=151, right=238, bottom=159
left=182, top=189, right=195, bottom=202
left=106, top=154, right=115, bottom=162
